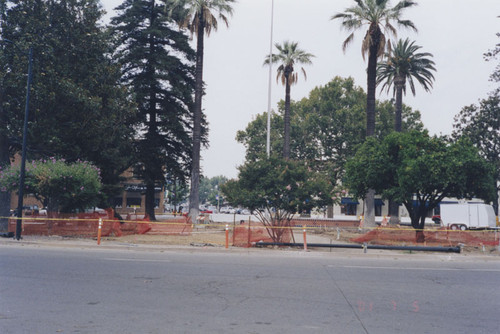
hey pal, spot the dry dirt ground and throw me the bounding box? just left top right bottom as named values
left=103, top=227, right=500, bottom=255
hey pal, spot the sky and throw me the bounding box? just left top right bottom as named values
left=101, top=0, right=500, bottom=179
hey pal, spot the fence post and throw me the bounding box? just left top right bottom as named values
left=303, top=225, right=307, bottom=251
left=225, top=224, right=229, bottom=249
left=247, top=218, right=251, bottom=248
left=97, top=218, right=102, bottom=245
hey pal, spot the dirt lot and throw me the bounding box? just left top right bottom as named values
left=103, top=226, right=500, bottom=255
left=105, top=232, right=228, bottom=246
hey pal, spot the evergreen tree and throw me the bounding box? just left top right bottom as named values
left=111, top=0, right=196, bottom=220
left=0, top=0, right=135, bottom=223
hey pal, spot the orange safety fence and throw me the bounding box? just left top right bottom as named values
left=290, top=218, right=360, bottom=228
left=147, top=218, right=193, bottom=235
left=6, top=209, right=192, bottom=238
left=5, top=211, right=499, bottom=249
left=351, top=226, right=499, bottom=247
left=232, top=221, right=293, bottom=248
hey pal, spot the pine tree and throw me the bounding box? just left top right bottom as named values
left=111, top=0, right=196, bottom=220
left=0, top=0, right=136, bottom=214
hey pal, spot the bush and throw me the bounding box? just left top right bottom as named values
left=0, top=158, right=102, bottom=213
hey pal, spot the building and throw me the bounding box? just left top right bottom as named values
left=112, top=168, right=165, bottom=215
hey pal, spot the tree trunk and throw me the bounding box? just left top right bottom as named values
left=388, top=201, right=400, bottom=224
left=366, top=29, right=379, bottom=137
left=410, top=204, right=427, bottom=243
left=363, top=25, right=380, bottom=227
left=388, top=77, right=405, bottom=224
left=0, top=86, right=11, bottom=232
left=493, top=186, right=499, bottom=216
left=415, top=215, right=426, bottom=243
left=364, top=189, right=376, bottom=228
left=394, top=75, right=405, bottom=132
left=145, top=183, right=156, bottom=221
left=188, top=18, right=205, bottom=223
left=283, top=74, right=291, bottom=159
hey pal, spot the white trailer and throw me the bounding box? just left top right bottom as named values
left=439, top=203, right=497, bottom=230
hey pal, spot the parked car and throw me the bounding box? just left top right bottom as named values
left=207, top=206, right=218, bottom=213
left=219, top=206, right=232, bottom=214
left=11, top=205, right=39, bottom=216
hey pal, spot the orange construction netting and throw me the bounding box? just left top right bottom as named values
left=7, top=209, right=192, bottom=238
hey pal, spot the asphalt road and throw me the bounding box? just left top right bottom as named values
left=0, top=242, right=499, bottom=334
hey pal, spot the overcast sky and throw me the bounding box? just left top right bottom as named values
left=101, top=0, right=500, bottom=179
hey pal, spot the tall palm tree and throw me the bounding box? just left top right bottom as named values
left=171, top=0, right=234, bottom=221
left=377, top=38, right=435, bottom=223
left=377, top=38, right=436, bottom=132
left=264, top=41, right=314, bottom=159
left=332, top=0, right=416, bottom=227
left=332, top=0, right=417, bottom=137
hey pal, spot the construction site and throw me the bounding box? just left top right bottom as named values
left=4, top=210, right=499, bottom=255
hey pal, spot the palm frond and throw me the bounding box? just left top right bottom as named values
left=342, top=32, right=356, bottom=53
left=172, top=0, right=235, bottom=38
left=397, top=19, right=418, bottom=32
left=378, top=34, right=386, bottom=58
left=376, top=38, right=436, bottom=96
left=333, top=0, right=416, bottom=60
left=392, top=0, right=418, bottom=12
left=361, top=32, right=371, bottom=60
left=266, top=40, right=314, bottom=87
left=301, top=67, right=308, bottom=81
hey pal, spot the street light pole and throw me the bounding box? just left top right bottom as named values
left=216, top=185, right=220, bottom=213
left=11, top=45, right=33, bottom=241
left=266, top=0, right=274, bottom=158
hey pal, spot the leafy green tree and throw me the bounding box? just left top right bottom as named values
left=332, top=0, right=417, bottom=226
left=199, top=175, right=227, bottom=206
left=345, top=131, right=496, bottom=242
left=0, top=158, right=102, bottom=213
left=222, top=156, right=334, bottom=243
left=171, top=0, right=235, bottom=221
left=236, top=110, right=283, bottom=162
left=452, top=94, right=500, bottom=214
left=0, top=0, right=136, bottom=213
left=111, top=0, right=196, bottom=220
left=484, top=30, right=500, bottom=94
left=165, top=177, right=189, bottom=212
left=451, top=32, right=500, bottom=215
left=237, top=77, right=424, bottom=183
left=264, top=41, right=314, bottom=159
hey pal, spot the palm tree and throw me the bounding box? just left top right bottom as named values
left=332, top=0, right=417, bottom=136
left=171, top=0, right=234, bottom=221
left=332, top=0, right=416, bottom=227
left=377, top=38, right=436, bottom=132
left=377, top=38, right=436, bottom=223
left=264, top=41, right=314, bottom=159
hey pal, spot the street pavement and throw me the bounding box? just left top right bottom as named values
left=0, top=237, right=499, bottom=334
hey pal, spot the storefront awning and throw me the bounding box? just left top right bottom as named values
left=341, top=197, right=359, bottom=205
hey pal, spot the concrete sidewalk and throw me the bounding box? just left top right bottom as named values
left=1, top=234, right=499, bottom=262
